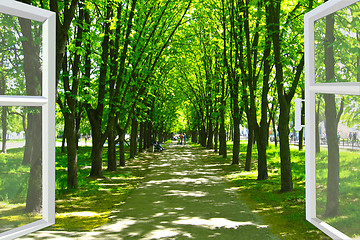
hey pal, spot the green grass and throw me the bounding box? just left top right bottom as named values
left=0, top=148, right=41, bottom=232
left=202, top=142, right=332, bottom=240
left=316, top=147, right=360, bottom=238
left=51, top=146, right=153, bottom=230
left=0, top=145, right=153, bottom=231
left=3, top=140, right=360, bottom=237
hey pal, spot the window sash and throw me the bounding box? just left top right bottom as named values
left=0, top=0, right=55, bottom=239
left=305, top=0, right=359, bottom=239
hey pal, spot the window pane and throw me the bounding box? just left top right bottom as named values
left=316, top=93, right=360, bottom=238
left=0, top=106, right=42, bottom=233
left=315, top=2, right=360, bottom=83
left=0, top=13, right=42, bottom=96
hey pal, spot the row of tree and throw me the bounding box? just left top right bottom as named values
left=1, top=0, right=192, bottom=213
left=3, top=0, right=356, bottom=220
left=171, top=0, right=360, bottom=218
left=170, top=0, right=313, bottom=192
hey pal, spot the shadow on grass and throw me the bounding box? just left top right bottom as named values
left=200, top=143, right=331, bottom=240
left=45, top=146, right=154, bottom=231
left=20, top=144, right=279, bottom=240
left=0, top=147, right=42, bottom=234
left=315, top=149, right=360, bottom=238
left=0, top=204, right=41, bottom=233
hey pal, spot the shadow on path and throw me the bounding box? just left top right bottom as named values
left=21, top=144, right=281, bottom=240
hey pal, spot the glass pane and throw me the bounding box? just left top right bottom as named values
left=0, top=13, right=42, bottom=96
left=316, top=93, right=360, bottom=238
left=0, top=106, right=42, bottom=233
left=315, top=2, right=360, bottom=83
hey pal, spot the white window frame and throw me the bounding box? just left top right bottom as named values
left=305, top=0, right=360, bottom=239
left=0, top=0, right=55, bottom=239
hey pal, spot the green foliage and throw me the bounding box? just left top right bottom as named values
left=315, top=2, right=360, bottom=83
left=0, top=13, right=38, bottom=96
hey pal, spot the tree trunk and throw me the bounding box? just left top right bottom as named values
left=232, top=113, right=241, bottom=165
left=269, top=0, right=304, bottom=192
left=324, top=94, right=340, bottom=217
left=158, top=127, right=163, bottom=143
left=324, top=12, right=340, bottom=217
left=219, top=75, right=227, bottom=158
left=18, top=10, right=43, bottom=213
left=257, top=23, right=271, bottom=180
left=130, top=115, right=138, bottom=158
left=139, top=121, right=144, bottom=152
left=206, top=117, right=214, bottom=149
left=75, top=105, right=83, bottom=150
left=148, top=121, right=153, bottom=148
left=107, top=123, right=117, bottom=171
left=257, top=128, right=268, bottom=180
left=192, top=129, right=198, bottom=143
left=278, top=103, right=293, bottom=192
left=245, top=120, right=254, bottom=171
left=144, top=121, right=151, bottom=149
left=1, top=106, right=7, bottom=153
left=219, top=110, right=227, bottom=157
left=119, top=132, right=125, bottom=167
left=23, top=113, right=34, bottom=166
left=61, top=130, right=66, bottom=153
left=25, top=112, right=42, bottom=213
left=222, top=0, right=239, bottom=164
left=214, top=120, right=218, bottom=153
left=200, top=122, right=207, bottom=147
left=219, top=118, right=226, bottom=156
left=89, top=119, right=105, bottom=177
left=64, top=113, right=78, bottom=188
left=272, top=115, right=278, bottom=148
left=143, top=121, right=148, bottom=149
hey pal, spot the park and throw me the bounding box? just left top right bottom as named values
left=1, top=0, right=360, bottom=239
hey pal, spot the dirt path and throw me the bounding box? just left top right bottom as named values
left=22, top=144, right=281, bottom=240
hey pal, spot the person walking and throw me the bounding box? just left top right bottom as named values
left=180, top=133, right=184, bottom=145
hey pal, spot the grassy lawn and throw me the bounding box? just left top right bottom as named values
left=3, top=140, right=360, bottom=238
left=0, top=145, right=154, bottom=232
left=0, top=148, right=41, bottom=233
left=198, top=142, right=332, bottom=240
left=316, top=147, right=360, bottom=238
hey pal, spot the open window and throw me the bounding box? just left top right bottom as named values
left=0, top=0, right=55, bottom=239
left=305, top=0, right=360, bottom=239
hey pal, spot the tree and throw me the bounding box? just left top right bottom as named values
left=223, top=0, right=242, bottom=165
left=322, top=8, right=341, bottom=218
left=57, top=2, right=84, bottom=189
left=17, top=2, right=43, bottom=212
left=256, top=2, right=272, bottom=180
left=83, top=1, right=113, bottom=177
left=268, top=0, right=305, bottom=192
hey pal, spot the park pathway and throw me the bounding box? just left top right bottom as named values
left=22, top=144, right=280, bottom=240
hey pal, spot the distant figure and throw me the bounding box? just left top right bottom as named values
left=184, top=133, right=187, bottom=144
left=153, top=141, right=164, bottom=152
left=180, top=133, right=184, bottom=145
left=353, top=133, right=357, bottom=147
